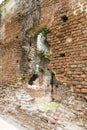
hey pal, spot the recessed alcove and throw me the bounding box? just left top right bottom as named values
left=61, top=15, right=68, bottom=22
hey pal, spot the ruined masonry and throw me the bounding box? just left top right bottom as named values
left=0, top=0, right=87, bottom=130
left=0, top=0, right=87, bottom=94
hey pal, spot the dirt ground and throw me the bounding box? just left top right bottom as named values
left=0, top=84, right=87, bottom=130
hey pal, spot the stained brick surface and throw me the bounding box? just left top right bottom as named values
left=0, top=0, right=87, bottom=93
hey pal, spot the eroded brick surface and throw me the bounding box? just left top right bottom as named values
left=0, top=0, right=87, bottom=93
left=0, top=0, right=87, bottom=129
left=0, top=84, right=87, bottom=130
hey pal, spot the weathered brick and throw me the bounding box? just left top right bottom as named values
left=81, top=89, right=87, bottom=93
left=0, top=0, right=87, bottom=94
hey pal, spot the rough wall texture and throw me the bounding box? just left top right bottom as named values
left=48, top=0, right=87, bottom=94
left=0, top=0, right=87, bottom=93
left=0, top=0, right=22, bottom=84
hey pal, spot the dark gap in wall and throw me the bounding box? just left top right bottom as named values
left=16, top=60, right=19, bottom=63
left=60, top=53, right=65, bottom=57
left=30, top=41, right=32, bottom=46
left=16, top=36, right=18, bottom=39
left=61, top=15, right=68, bottom=22
left=56, top=85, right=58, bottom=88
left=28, top=74, right=38, bottom=85
left=50, top=72, right=55, bottom=99
left=27, top=58, right=32, bottom=62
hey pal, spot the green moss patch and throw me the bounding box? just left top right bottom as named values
left=26, top=24, right=47, bottom=38
left=41, top=102, right=58, bottom=111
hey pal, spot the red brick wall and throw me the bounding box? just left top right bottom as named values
left=4, top=14, right=22, bottom=42
left=46, top=0, right=87, bottom=93
left=0, top=41, right=22, bottom=84
left=0, top=12, right=22, bottom=84
left=0, top=0, right=87, bottom=93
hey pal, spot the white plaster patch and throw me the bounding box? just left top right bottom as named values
left=50, top=49, right=52, bottom=55
left=66, top=38, right=72, bottom=43
left=0, top=66, right=2, bottom=69
left=73, top=10, right=77, bottom=16
left=72, top=1, right=86, bottom=15
left=37, top=33, right=49, bottom=53
left=1, top=0, right=18, bottom=18
left=78, top=2, right=83, bottom=12
left=0, top=0, right=4, bottom=4
left=5, top=1, right=16, bottom=13
left=50, top=16, right=54, bottom=24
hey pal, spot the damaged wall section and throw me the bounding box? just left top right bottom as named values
left=48, top=0, right=87, bottom=94
left=0, top=0, right=87, bottom=96
left=0, top=0, right=22, bottom=84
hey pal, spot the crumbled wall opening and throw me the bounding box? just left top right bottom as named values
left=61, top=15, right=68, bottom=22
left=60, top=53, right=65, bottom=57
left=29, top=74, right=38, bottom=85
left=0, top=0, right=87, bottom=100
left=20, top=25, right=52, bottom=90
